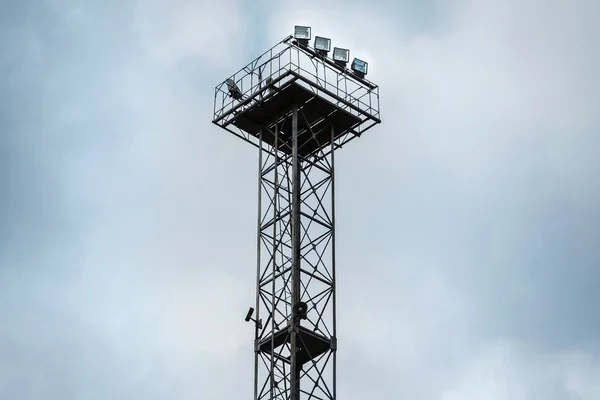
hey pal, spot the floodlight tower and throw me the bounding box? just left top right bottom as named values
left=212, top=26, right=381, bottom=400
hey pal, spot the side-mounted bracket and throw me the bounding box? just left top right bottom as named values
left=330, top=336, right=337, bottom=351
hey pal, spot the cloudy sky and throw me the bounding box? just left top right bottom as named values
left=1, top=0, right=599, bottom=398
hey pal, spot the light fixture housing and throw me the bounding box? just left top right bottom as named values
left=294, top=26, right=311, bottom=46
left=226, top=78, right=243, bottom=100
left=314, top=36, right=331, bottom=55
left=332, top=47, right=350, bottom=68
left=351, top=58, right=368, bottom=79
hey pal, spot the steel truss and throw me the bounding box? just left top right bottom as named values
left=253, top=105, right=337, bottom=400
left=212, top=33, right=381, bottom=400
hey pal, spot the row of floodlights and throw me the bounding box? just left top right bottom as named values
left=294, top=26, right=368, bottom=79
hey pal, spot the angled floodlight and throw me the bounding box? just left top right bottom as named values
left=294, top=26, right=311, bottom=46
left=314, top=36, right=331, bottom=56
left=226, top=78, right=243, bottom=100
left=332, top=47, right=350, bottom=68
left=351, top=58, right=368, bottom=79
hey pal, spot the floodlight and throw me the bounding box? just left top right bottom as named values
left=332, top=47, right=349, bottom=67
left=226, top=78, right=242, bottom=100
left=294, top=26, right=311, bottom=46
left=351, top=58, right=368, bottom=79
left=314, top=36, right=331, bottom=55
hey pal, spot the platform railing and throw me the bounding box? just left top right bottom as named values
left=213, top=38, right=380, bottom=128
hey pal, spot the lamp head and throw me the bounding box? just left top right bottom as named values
left=351, top=58, right=368, bottom=79
left=294, top=26, right=311, bottom=46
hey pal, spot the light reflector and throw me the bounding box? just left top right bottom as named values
left=314, top=36, right=331, bottom=52
left=351, top=58, right=368, bottom=77
left=294, top=26, right=311, bottom=40
left=332, top=47, right=349, bottom=63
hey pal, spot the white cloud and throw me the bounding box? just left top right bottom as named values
left=442, top=343, right=600, bottom=400
left=131, top=0, right=250, bottom=69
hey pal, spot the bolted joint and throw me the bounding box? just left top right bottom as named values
left=330, top=336, right=337, bottom=351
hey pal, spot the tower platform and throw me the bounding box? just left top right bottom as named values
left=258, top=325, right=332, bottom=366
left=212, top=36, right=381, bottom=157
left=229, top=72, right=362, bottom=157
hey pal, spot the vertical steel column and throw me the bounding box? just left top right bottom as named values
left=330, top=125, right=337, bottom=400
left=271, top=119, right=279, bottom=400
left=290, top=105, right=301, bottom=400
left=254, top=129, right=263, bottom=400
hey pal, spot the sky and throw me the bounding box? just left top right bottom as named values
left=1, top=0, right=599, bottom=399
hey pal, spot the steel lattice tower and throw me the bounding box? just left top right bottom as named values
left=212, top=30, right=381, bottom=400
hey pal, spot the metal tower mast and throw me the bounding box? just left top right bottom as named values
left=212, top=28, right=381, bottom=400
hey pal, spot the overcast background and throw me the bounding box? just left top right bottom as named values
left=1, top=0, right=600, bottom=399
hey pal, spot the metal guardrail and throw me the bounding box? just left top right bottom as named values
left=213, top=37, right=381, bottom=128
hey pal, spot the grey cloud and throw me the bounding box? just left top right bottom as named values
left=265, top=0, right=600, bottom=398
left=1, top=0, right=599, bottom=399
